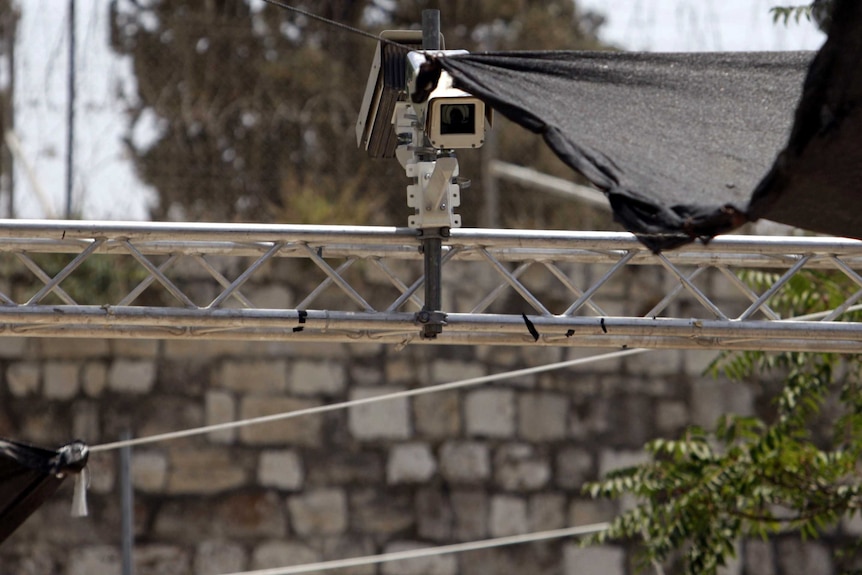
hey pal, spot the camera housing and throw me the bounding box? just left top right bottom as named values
left=406, top=51, right=489, bottom=149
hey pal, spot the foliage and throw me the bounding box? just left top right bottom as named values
left=584, top=270, right=862, bottom=574
left=109, top=0, right=612, bottom=230
left=771, top=1, right=834, bottom=31
left=770, top=5, right=814, bottom=25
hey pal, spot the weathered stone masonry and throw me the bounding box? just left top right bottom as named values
left=0, top=266, right=857, bottom=574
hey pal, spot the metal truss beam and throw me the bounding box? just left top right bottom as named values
left=1, top=219, right=862, bottom=352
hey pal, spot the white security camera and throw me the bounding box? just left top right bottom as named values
left=406, top=51, right=489, bottom=149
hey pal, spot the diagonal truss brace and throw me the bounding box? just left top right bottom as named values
left=0, top=220, right=862, bottom=352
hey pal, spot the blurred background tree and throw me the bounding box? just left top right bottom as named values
left=109, top=0, right=614, bottom=230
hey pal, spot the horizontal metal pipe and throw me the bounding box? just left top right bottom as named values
left=1, top=219, right=861, bottom=256
left=1, top=322, right=859, bottom=353
left=0, top=232, right=860, bottom=269
left=1, top=306, right=861, bottom=344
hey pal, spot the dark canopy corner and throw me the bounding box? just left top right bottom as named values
left=438, top=0, right=861, bottom=251
left=0, top=439, right=88, bottom=544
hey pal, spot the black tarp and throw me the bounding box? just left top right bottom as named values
left=438, top=0, right=861, bottom=251
left=0, top=439, right=88, bottom=544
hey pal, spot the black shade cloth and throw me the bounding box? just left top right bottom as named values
left=438, top=0, right=861, bottom=251
left=0, top=439, right=88, bottom=544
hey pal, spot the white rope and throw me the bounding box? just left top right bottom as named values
left=219, top=522, right=610, bottom=575
left=90, top=347, right=647, bottom=452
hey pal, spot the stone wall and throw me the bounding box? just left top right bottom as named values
left=0, top=271, right=856, bottom=574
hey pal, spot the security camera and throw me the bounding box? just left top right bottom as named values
left=406, top=51, right=489, bottom=149
left=355, top=30, right=429, bottom=159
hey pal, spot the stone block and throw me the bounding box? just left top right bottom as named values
left=111, top=339, right=160, bottom=358
left=431, top=359, right=485, bottom=384
left=163, top=339, right=256, bottom=359
left=221, top=360, right=287, bottom=393
left=843, top=512, right=862, bottom=535
left=135, top=545, right=191, bottom=575
left=258, top=449, right=304, bottom=490
left=465, top=388, right=515, bottom=438
left=289, top=360, right=345, bottom=396
left=494, top=443, right=551, bottom=491
left=598, top=449, right=649, bottom=476
left=529, top=493, right=567, bottom=531
left=216, top=492, right=288, bottom=539
left=287, top=488, right=347, bottom=536
left=489, top=494, right=528, bottom=537
left=347, top=343, right=384, bottom=358
left=239, top=396, right=322, bottom=446
left=305, top=450, right=384, bottom=485
left=348, top=387, right=411, bottom=440
left=132, top=450, right=168, bottom=492
left=385, top=357, right=416, bottom=385
left=564, top=545, right=625, bottom=575
left=43, top=362, right=79, bottom=400
left=195, top=540, right=247, bottom=575
left=387, top=443, right=436, bottom=484
left=439, top=441, right=490, bottom=483
left=720, top=541, right=742, bottom=575
left=0, top=337, right=27, bottom=359
left=775, top=540, right=832, bottom=575
left=166, top=448, right=247, bottom=494
left=381, top=542, right=457, bottom=575
left=563, top=348, right=622, bottom=375
left=320, top=536, right=377, bottom=575
left=609, top=393, right=653, bottom=447
left=86, top=449, right=115, bottom=494
left=350, top=488, right=414, bottom=535
left=251, top=541, right=319, bottom=570
left=72, top=400, right=99, bottom=441
left=82, top=362, right=108, bottom=397
left=622, top=348, right=681, bottom=377
left=248, top=284, right=293, bottom=309
left=39, top=338, right=109, bottom=359
left=518, top=392, right=569, bottom=441
left=451, top=489, right=488, bottom=539
left=684, top=349, right=721, bottom=376
left=568, top=498, right=618, bottom=526
left=416, top=487, right=453, bottom=541
left=350, top=364, right=382, bottom=386
left=283, top=341, right=350, bottom=360
left=69, top=545, right=121, bottom=575
left=656, top=399, right=689, bottom=434
left=108, top=360, right=156, bottom=394
left=692, top=378, right=754, bottom=429
left=521, top=345, right=564, bottom=368
left=414, top=391, right=461, bottom=438
left=205, top=391, right=236, bottom=444
left=7, top=362, right=40, bottom=396
left=556, top=447, right=594, bottom=489
left=744, top=540, right=774, bottom=575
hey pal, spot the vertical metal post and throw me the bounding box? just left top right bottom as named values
left=481, top=128, right=499, bottom=228
left=1, top=8, right=15, bottom=218
left=120, top=431, right=134, bottom=575
left=65, top=0, right=75, bottom=219
left=422, top=9, right=440, bottom=51
left=419, top=9, right=444, bottom=339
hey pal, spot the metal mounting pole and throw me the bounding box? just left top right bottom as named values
left=419, top=8, right=444, bottom=339
left=120, top=430, right=135, bottom=575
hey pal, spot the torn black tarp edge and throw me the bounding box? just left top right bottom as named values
left=747, top=0, right=862, bottom=230
left=0, top=439, right=88, bottom=545
left=436, top=52, right=776, bottom=251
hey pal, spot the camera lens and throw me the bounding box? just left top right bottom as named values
left=440, top=103, right=475, bottom=135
